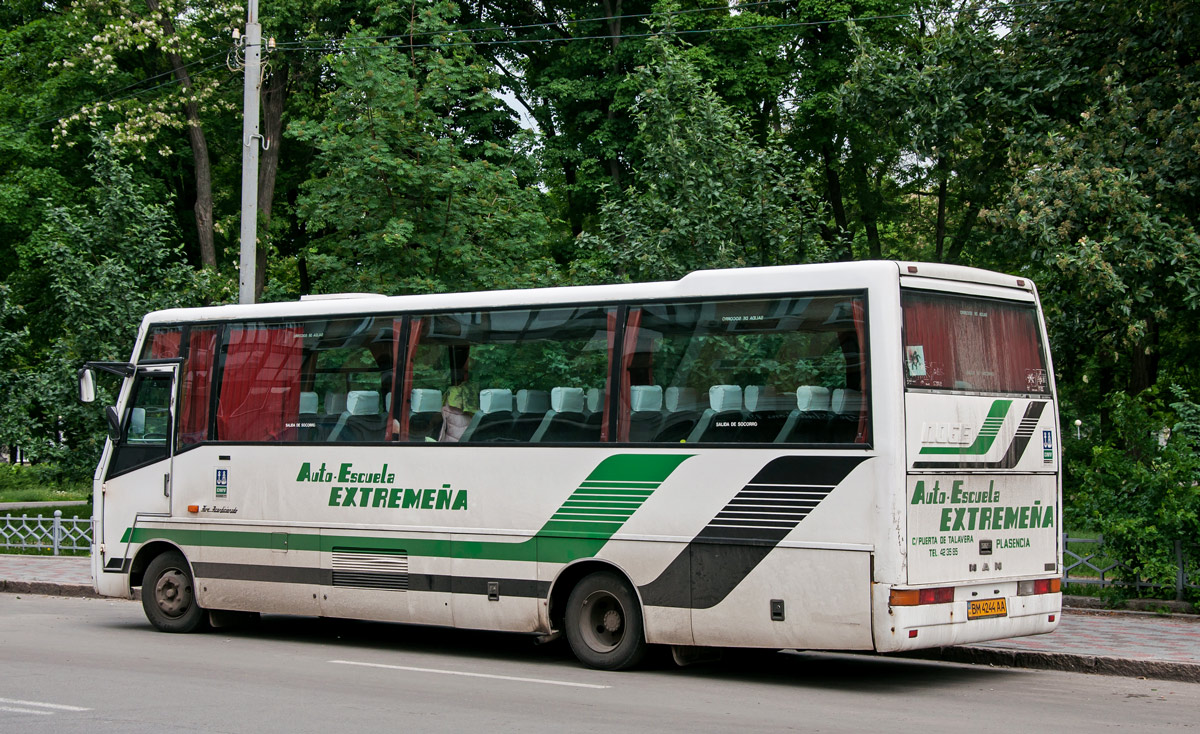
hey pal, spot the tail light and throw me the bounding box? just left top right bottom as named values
left=890, top=586, right=954, bottom=606
left=1018, top=578, right=1061, bottom=596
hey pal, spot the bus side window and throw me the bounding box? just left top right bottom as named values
left=619, top=295, right=869, bottom=445
left=404, top=307, right=613, bottom=444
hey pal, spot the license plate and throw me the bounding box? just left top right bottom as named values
left=968, top=598, right=1007, bottom=619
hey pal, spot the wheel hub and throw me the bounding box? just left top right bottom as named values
left=155, top=569, right=190, bottom=618
left=602, top=609, right=622, bottom=633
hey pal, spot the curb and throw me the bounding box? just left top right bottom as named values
left=903, top=645, right=1200, bottom=684
left=0, top=579, right=141, bottom=601
left=0, top=579, right=101, bottom=598
left=1064, top=595, right=1197, bottom=617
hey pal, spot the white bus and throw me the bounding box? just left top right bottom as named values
left=79, top=261, right=1062, bottom=670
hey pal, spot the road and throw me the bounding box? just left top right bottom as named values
left=1, top=594, right=1197, bottom=733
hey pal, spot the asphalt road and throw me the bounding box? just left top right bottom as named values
left=1, top=594, right=1197, bottom=734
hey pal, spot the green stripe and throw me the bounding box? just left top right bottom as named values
left=919, top=400, right=1012, bottom=455
left=120, top=452, right=692, bottom=564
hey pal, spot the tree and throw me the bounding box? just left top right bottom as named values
left=0, top=139, right=213, bottom=474
left=986, top=0, right=1200, bottom=399
left=287, top=2, right=560, bottom=295
left=580, top=35, right=827, bottom=282
left=839, top=1, right=1064, bottom=263
left=52, top=0, right=244, bottom=270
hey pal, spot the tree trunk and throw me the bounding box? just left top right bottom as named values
left=146, top=0, right=215, bottom=269
left=1129, top=318, right=1160, bottom=395
left=852, top=161, right=882, bottom=259
left=821, top=144, right=854, bottom=260
left=934, top=156, right=949, bottom=262
left=254, top=63, right=289, bottom=300
left=945, top=201, right=982, bottom=264
left=602, top=0, right=623, bottom=189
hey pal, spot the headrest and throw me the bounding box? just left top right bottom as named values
left=664, top=386, right=699, bottom=412
left=516, top=389, right=550, bottom=414
left=796, top=386, right=832, bottom=411
left=130, top=407, right=146, bottom=435
left=709, top=384, right=742, bottom=412
left=346, top=390, right=380, bottom=416
left=384, top=392, right=392, bottom=412
left=586, top=387, right=605, bottom=413
left=630, top=385, right=663, bottom=413
left=325, top=392, right=347, bottom=415
left=299, top=391, right=318, bottom=414
left=479, top=388, right=513, bottom=414
left=744, top=385, right=796, bottom=412
left=410, top=388, right=441, bottom=413
left=551, top=386, right=585, bottom=414
left=832, top=388, right=862, bottom=415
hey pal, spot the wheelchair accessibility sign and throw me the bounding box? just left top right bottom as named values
left=215, top=467, right=229, bottom=498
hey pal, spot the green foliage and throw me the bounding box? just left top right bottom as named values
left=986, top=0, right=1200, bottom=398
left=289, top=2, right=562, bottom=295
left=1066, top=388, right=1200, bottom=596
left=579, top=35, right=827, bottom=282
left=0, top=138, right=214, bottom=475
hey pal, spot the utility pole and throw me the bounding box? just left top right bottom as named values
left=237, top=0, right=262, bottom=304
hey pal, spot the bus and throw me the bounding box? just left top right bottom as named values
left=78, top=261, right=1062, bottom=670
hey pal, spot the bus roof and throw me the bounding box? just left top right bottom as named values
left=141, top=260, right=1034, bottom=326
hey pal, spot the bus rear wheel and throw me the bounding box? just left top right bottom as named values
left=142, top=550, right=205, bottom=633
left=564, top=571, right=646, bottom=670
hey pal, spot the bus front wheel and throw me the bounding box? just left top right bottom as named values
left=141, top=550, right=205, bottom=633
left=564, top=571, right=646, bottom=670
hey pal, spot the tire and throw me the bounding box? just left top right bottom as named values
left=141, top=550, right=205, bottom=633
left=564, top=571, right=647, bottom=671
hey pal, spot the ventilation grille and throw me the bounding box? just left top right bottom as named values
left=331, top=548, right=409, bottom=591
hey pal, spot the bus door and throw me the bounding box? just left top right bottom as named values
left=101, top=364, right=180, bottom=562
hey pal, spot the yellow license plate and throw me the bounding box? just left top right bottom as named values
left=968, top=598, right=1007, bottom=619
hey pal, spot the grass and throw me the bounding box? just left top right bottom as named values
left=0, top=463, right=91, bottom=504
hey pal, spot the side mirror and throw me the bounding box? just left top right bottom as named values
left=105, top=405, right=122, bottom=441
left=78, top=368, right=97, bottom=403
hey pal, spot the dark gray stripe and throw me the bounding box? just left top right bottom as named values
left=640, top=455, right=868, bottom=608
left=192, top=562, right=549, bottom=599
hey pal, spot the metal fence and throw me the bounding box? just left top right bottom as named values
left=0, top=511, right=93, bottom=555
left=1064, top=533, right=1200, bottom=602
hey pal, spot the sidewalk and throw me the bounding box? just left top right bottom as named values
left=1, top=554, right=1197, bottom=682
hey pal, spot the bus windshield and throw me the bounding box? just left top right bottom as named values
left=902, top=290, right=1048, bottom=394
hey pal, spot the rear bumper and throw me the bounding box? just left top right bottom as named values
left=874, top=588, right=1061, bottom=653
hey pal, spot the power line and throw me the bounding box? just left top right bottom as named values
left=35, top=0, right=1072, bottom=130
left=271, top=0, right=817, bottom=50
left=272, top=0, right=1070, bottom=53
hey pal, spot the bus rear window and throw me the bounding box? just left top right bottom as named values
left=902, top=291, right=1048, bottom=394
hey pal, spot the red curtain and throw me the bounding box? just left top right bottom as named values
left=216, top=325, right=303, bottom=442
left=600, top=311, right=616, bottom=442
left=179, top=328, right=217, bottom=446
left=391, top=317, right=417, bottom=441
left=617, top=309, right=642, bottom=443
left=903, top=294, right=1046, bottom=393
left=146, top=329, right=182, bottom=359
left=852, top=299, right=869, bottom=444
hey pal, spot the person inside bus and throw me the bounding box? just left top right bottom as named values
left=439, top=344, right=474, bottom=442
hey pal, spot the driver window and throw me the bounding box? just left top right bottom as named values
left=107, top=372, right=174, bottom=478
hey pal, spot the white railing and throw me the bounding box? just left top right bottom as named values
left=0, top=511, right=93, bottom=554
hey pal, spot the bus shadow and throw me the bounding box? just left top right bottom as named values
left=211, top=614, right=1025, bottom=694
